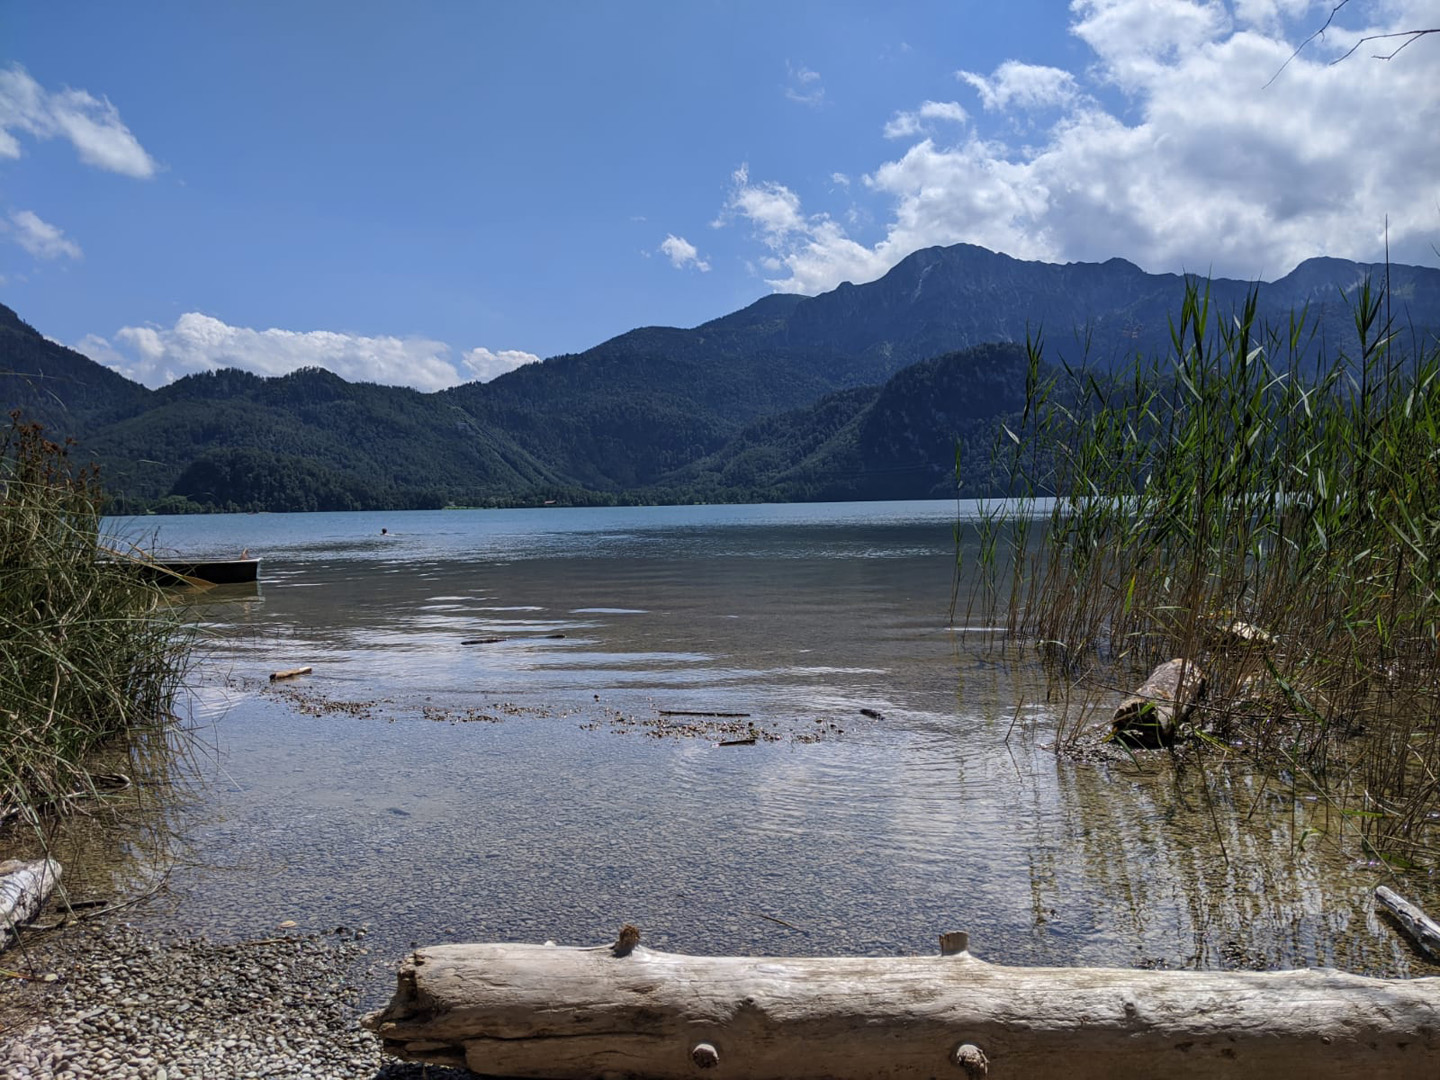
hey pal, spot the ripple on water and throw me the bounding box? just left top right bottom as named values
left=42, top=504, right=1439, bottom=987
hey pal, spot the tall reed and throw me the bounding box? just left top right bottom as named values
left=0, top=412, right=194, bottom=827
left=976, top=281, right=1440, bottom=867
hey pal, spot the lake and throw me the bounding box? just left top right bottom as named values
left=40, top=501, right=1440, bottom=992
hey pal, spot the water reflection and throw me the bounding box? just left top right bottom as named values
left=15, top=503, right=1435, bottom=992
left=0, top=725, right=199, bottom=919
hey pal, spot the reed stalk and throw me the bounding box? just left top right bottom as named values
left=0, top=412, right=194, bottom=829
left=975, top=281, right=1440, bottom=867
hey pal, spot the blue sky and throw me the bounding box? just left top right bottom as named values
left=2, top=1, right=1437, bottom=391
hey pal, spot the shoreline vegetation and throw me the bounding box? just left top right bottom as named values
left=0, top=412, right=193, bottom=843
left=5, top=279, right=1440, bottom=1075
left=973, top=279, right=1440, bottom=868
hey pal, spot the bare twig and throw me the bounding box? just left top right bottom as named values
left=1263, top=0, right=1353, bottom=89
left=1264, top=0, right=1436, bottom=88
left=1333, top=28, right=1439, bottom=63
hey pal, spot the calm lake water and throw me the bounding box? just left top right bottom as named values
left=32, top=501, right=1440, bottom=991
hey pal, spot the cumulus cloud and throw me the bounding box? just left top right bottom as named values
left=0, top=65, right=156, bottom=178
left=715, top=164, right=807, bottom=242
left=785, top=62, right=826, bottom=106
left=718, top=165, right=889, bottom=294
left=461, top=346, right=542, bottom=382
left=659, top=233, right=711, bottom=271
left=883, top=100, right=969, bottom=139
left=7, top=209, right=82, bottom=259
left=1070, top=0, right=1234, bottom=90
left=74, top=312, right=537, bottom=391
left=716, top=0, right=1440, bottom=294
left=1232, top=0, right=1320, bottom=33
left=957, top=62, right=1080, bottom=111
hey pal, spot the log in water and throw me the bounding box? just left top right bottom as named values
left=1376, top=885, right=1440, bottom=962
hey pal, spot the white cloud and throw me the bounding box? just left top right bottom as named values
left=884, top=99, right=969, bottom=139
left=957, top=62, right=1081, bottom=111
left=1232, top=0, right=1320, bottom=33
left=0, top=65, right=156, bottom=178
left=718, top=166, right=890, bottom=293
left=74, top=313, right=534, bottom=391
left=716, top=0, right=1440, bottom=294
left=1070, top=0, right=1234, bottom=91
left=7, top=209, right=82, bottom=259
left=658, top=233, right=711, bottom=271
left=716, top=164, right=807, bottom=244
left=461, top=346, right=541, bottom=382
left=785, top=62, right=826, bottom=106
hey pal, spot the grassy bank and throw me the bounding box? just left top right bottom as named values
left=975, top=280, right=1440, bottom=867
left=0, top=412, right=193, bottom=830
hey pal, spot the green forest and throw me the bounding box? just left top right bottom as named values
left=4, top=243, right=1438, bottom=514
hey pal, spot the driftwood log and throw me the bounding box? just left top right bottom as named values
left=0, top=857, right=61, bottom=949
left=363, top=930, right=1440, bottom=1079
left=1112, top=658, right=1207, bottom=746
left=1377, top=885, right=1440, bottom=962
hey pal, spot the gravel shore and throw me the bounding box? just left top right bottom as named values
left=0, top=918, right=473, bottom=1080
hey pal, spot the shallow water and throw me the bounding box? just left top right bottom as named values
left=12, top=501, right=1439, bottom=996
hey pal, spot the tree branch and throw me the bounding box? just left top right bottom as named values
left=1332, top=28, right=1440, bottom=64
left=1264, top=1, right=1437, bottom=87
left=1263, top=0, right=1353, bottom=89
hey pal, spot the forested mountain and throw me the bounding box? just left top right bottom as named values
left=442, top=326, right=835, bottom=489
left=699, top=245, right=1440, bottom=378
left=652, top=343, right=1037, bottom=503
left=0, top=303, right=149, bottom=430
left=84, top=367, right=565, bottom=511
left=3, top=244, right=1438, bottom=512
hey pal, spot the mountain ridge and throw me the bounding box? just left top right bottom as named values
left=4, top=244, right=1438, bottom=510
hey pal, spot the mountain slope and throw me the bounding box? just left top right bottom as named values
left=707, top=246, right=1440, bottom=379
left=447, top=245, right=1440, bottom=493
left=87, top=367, right=562, bottom=507
left=5, top=244, right=1437, bottom=510
left=654, top=342, right=1038, bottom=503
left=0, top=303, right=150, bottom=430
left=442, top=326, right=833, bottom=488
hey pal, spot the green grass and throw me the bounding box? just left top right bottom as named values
left=1, top=412, right=194, bottom=828
left=972, top=279, right=1440, bottom=867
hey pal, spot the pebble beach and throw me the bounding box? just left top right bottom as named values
left=0, top=919, right=471, bottom=1080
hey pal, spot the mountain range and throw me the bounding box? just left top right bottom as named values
left=4, top=243, right=1438, bottom=512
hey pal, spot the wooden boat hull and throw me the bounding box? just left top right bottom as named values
left=140, top=558, right=261, bottom=586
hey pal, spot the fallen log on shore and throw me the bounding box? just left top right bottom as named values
left=1112, top=658, right=1207, bottom=746
left=0, top=858, right=61, bottom=949
left=363, top=928, right=1440, bottom=1079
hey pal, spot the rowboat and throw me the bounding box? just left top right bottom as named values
left=137, top=557, right=261, bottom=586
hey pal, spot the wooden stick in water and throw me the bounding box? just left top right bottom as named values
left=1375, top=885, right=1440, bottom=961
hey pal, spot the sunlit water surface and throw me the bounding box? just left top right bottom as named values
left=21, top=501, right=1439, bottom=998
